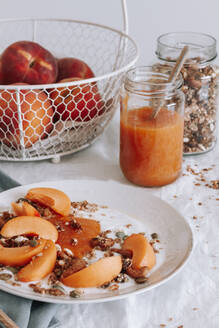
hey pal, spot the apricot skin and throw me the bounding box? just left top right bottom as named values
left=26, top=187, right=71, bottom=217
left=11, top=201, right=40, bottom=217
left=122, top=233, right=156, bottom=270
left=17, top=240, right=57, bottom=282
left=61, top=255, right=122, bottom=288
left=0, top=239, right=46, bottom=266
left=0, top=216, right=58, bottom=242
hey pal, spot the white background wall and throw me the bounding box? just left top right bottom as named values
left=0, top=0, right=218, bottom=64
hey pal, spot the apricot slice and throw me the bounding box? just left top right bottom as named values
left=0, top=239, right=46, bottom=266
left=26, top=187, right=71, bottom=216
left=1, top=216, right=58, bottom=242
left=122, top=233, right=156, bottom=270
left=48, top=216, right=100, bottom=258
left=61, top=255, right=122, bottom=288
left=11, top=201, right=40, bottom=217
left=18, top=240, right=57, bottom=282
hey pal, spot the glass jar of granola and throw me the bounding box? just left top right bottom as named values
left=154, top=32, right=218, bottom=155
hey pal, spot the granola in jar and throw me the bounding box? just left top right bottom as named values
left=155, top=32, right=218, bottom=154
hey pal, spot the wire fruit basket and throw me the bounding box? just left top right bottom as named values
left=0, top=0, right=138, bottom=162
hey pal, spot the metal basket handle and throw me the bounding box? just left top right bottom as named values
left=121, top=0, right=129, bottom=34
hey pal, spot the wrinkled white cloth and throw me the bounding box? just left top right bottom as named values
left=1, top=110, right=219, bottom=328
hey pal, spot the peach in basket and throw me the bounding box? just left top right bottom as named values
left=0, top=86, right=54, bottom=149
left=50, top=77, right=104, bottom=122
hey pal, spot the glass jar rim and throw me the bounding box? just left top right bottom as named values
left=156, top=32, right=217, bottom=63
left=124, top=66, right=183, bottom=96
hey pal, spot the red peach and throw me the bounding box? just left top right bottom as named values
left=0, top=58, right=3, bottom=85
left=50, top=78, right=104, bottom=122
left=1, top=41, right=58, bottom=85
left=57, top=57, right=94, bottom=81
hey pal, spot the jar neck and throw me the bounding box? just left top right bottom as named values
left=124, top=66, right=182, bottom=98
left=156, top=32, right=217, bottom=64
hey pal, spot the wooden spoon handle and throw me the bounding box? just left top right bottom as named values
left=168, top=45, right=189, bottom=83
left=152, top=45, right=188, bottom=119
left=0, top=309, right=19, bottom=328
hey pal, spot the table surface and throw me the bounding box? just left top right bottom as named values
left=0, top=109, right=219, bottom=328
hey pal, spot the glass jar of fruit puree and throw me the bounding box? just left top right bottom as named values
left=120, top=66, right=184, bottom=187
left=154, top=32, right=218, bottom=155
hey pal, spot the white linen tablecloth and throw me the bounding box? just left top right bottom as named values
left=0, top=109, right=219, bottom=328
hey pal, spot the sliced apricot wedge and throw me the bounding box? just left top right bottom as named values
left=1, top=216, right=58, bottom=242
left=11, top=201, right=40, bottom=217
left=17, top=240, right=57, bottom=282
left=0, top=239, right=46, bottom=266
left=26, top=187, right=71, bottom=216
left=61, top=255, right=122, bottom=288
left=122, top=233, right=156, bottom=270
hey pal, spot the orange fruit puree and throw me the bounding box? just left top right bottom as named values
left=48, top=216, right=100, bottom=258
left=120, top=106, right=184, bottom=187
